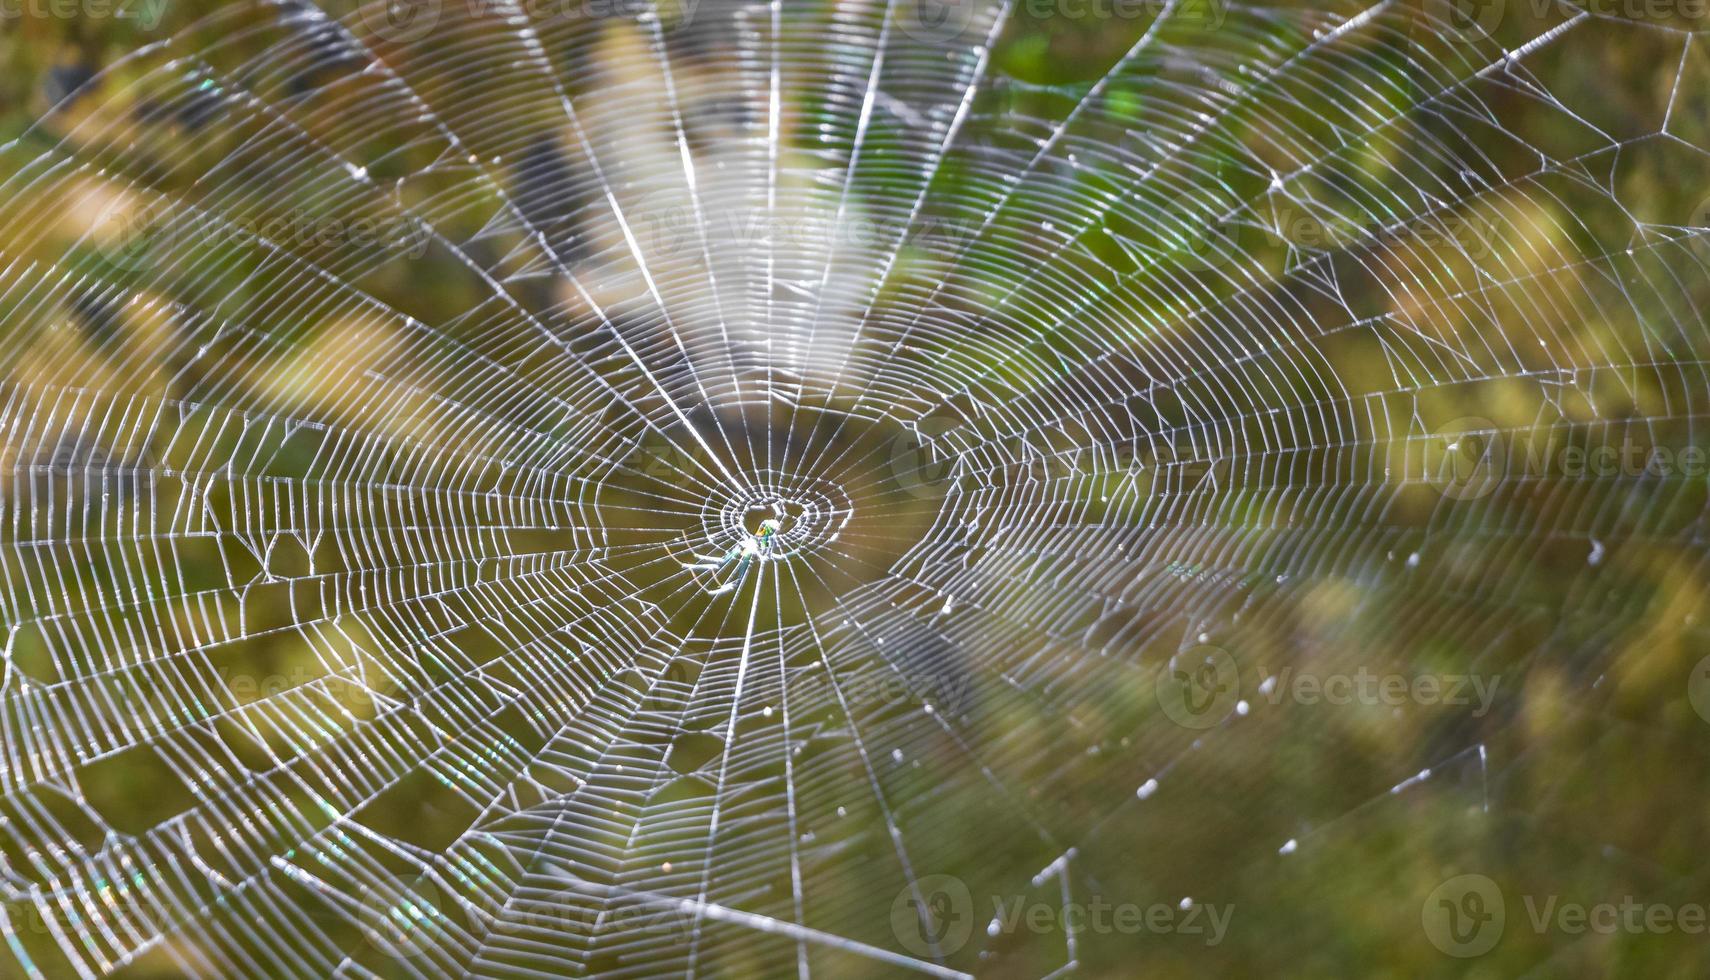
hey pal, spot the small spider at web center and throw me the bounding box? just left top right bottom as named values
left=681, top=503, right=790, bottom=595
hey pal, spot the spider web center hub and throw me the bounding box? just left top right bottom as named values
left=709, top=477, right=853, bottom=561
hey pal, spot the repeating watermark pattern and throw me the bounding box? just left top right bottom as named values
left=1424, top=874, right=1710, bottom=958
left=621, top=420, right=963, bottom=502
left=10, top=2, right=1696, bottom=91
left=1422, top=416, right=1709, bottom=502
left=357, top=873, right=706, bottom=958
left=1420, top=0, right=1709, bottom=45
left=870, top=414, right=1710, bottom=509
left=1155, top=644, right=1240, bottom=730
left=360, top=0, right=703, bottom=42
left=628, top=193, right=983, bottom=264
left=749, top=410, right=1710, bottom=513
left=1155, top=646, right=1503, bottom=730
left=1175, top=205, right=1502, bottom=274
left=898, top=0, right=1226, bottom=44
left=902, top=438, right=1227, bottom=489
left=794, top=667, right=973, bottom=713
left=1021, top=0, right=1224, bottom=29
left=1, top=0, right=168, bottom=28
left=891, top=875, right=1231, bottom=957
left=7, top=874, right=701, bottom=956
left=622, top=435, right=716, bottom=485
left=91, top=196, right=432, bottom=273
left=219, top=662, right=972, bottom=720
left=1257, top=667, right=1501, bottom=717
left=1517, top=895, right=1710, bottom=937
left=219, top=664, right=397, bottom=711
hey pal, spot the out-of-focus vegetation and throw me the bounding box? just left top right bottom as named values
left=2, top=2, right=1709, bottom=978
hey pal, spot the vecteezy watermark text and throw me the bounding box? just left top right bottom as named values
left=362, top=0, right=702, bottom=43
left=890, top=874, right=1232, bottom=958
left=1424, top=0, right=1709, bottom=45
left=1423, top=416, right=1710, bottom=501
left=1174, top=203, right=1502, bottom=273
left=630, top=196, right=983, bottom=262
left=1014, top=0, right=1225, bottom=27
left=1, top=0, right=168, bottom=28
left=1258, top=666, right=1501, bottom=718
left=93, top=199, right=432, bottom=272
left=1154, top=644, right=1503, bottom=731
left=899, top=0, right=1225, bottom=44
left=1423, top=874, right=1710, bottom=958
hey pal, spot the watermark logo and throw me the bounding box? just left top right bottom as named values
left=1688, top=653, right=1710, bottom=726
left=1430, top=0, right=1507, bottom=43
left=361, top=0, right=440, bottom=43
left=891, top=874, right=974, bottom=957
left=359, top=873, right=451, bottom=958
left=1156, top=644, right=1239, bottom=729
left=1166, top=221, right=1238, bottom=275
left=899, top=0, right=978, bottom=44
left=891, top=876, right=1232, bottom=957
left=888, top=417, right=960, bottom=499
left=1422, top=874, right=1505, bottom=957
left=1424, top=416, right=1504, bottom=501
left=90, top=196, right=162, bottom=274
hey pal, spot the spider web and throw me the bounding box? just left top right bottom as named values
left=2, top=0, right=1709, bottom=976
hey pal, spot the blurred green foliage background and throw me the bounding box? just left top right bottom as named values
left=2, top=1, right=1710, bottom=977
